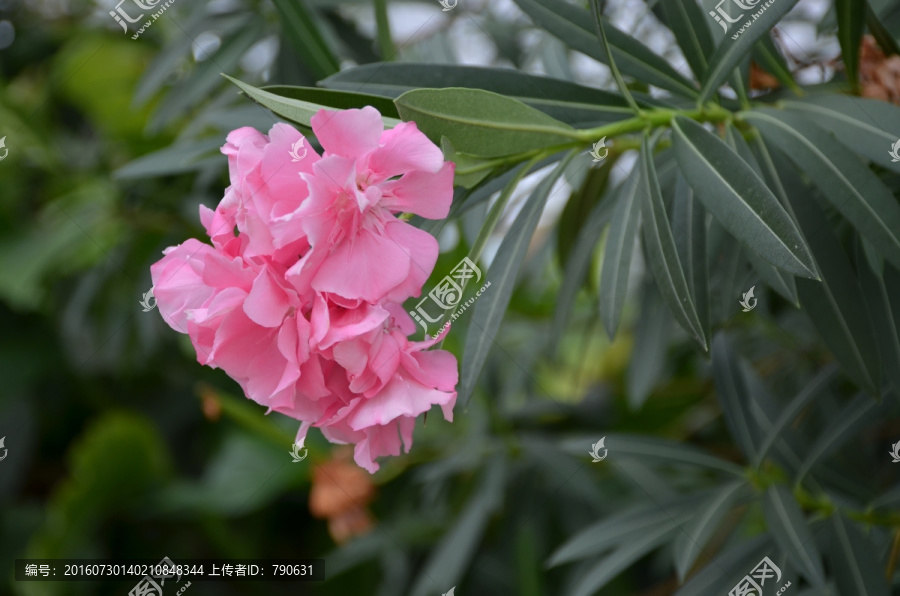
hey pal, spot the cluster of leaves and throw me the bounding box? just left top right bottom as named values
left=4, top=0, right=900, bottom=594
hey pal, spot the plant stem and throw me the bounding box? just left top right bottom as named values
left=373, top=0, right=394, bottom=60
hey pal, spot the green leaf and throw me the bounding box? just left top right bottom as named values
left=548, top=497, right=694, bottom=567
left=225, top=75, right=400, bottom=130
left=626, top=283, right=669, bottom=409
left=867, top=3, right=900, bottom=57
left=150, top=21, right=264, bottom=131
left=781, top=95, right=900, bottom=173
left=568, top=512, right=691, bottom=596
left=270, top=0, right=340, bottom=79
left=551, top=176, right=617, bottom=352
left=672, top=173, right=710, bottom=344
left=675, top=535, right=771, bottom=596
left=827, top=513, right=891, bottom=596
left=858, top=252, right=900, bottom=397
left=659, top=0, right=715, bottom=79
left=460, top=153, right=576, bottom=405
left=754, top=365, right=839, bottom=467
left=674, top=480, right=748, bottom=581
left=511, top=0, right=698, bottom=98
left=322, top=62, right=668, bottom=126
left=712, top=333, right=759, bottom=460
left=836, top=0, right=867, bottom=88
left=744, top=108, right=900, bottom=270
left=113, top=138, right=223, bottom=179
left=797, top=393, right=879, bottom=483
left=639, top=136, right=707, bottom=350
left=763, top=485, right=825, bottom=585
left=440, top=137, right=495, bottom=189
left=557, top=159, right=614, bottom=268
left=753, top=35, right=802, bottom=94
left=780, top=183, right=882, bottom=394
left=559, top=434, right=745, bottom=476
left=600, top=171, right=641, bottom=339
left=394, top=88, right=576, bottom=158
left=700, top=0, right=801, bottom=102
left=408, top=457, right=505, bottom=596
left=671, top=115, right=818, bottom=279
left=260, top=85, right=400, bottom=118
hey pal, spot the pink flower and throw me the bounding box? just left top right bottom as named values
left=150, top=110, right=460, bottom=474
left=212, top=123, right=320, bottom=263
left=287, top=107, right=455, bottom=304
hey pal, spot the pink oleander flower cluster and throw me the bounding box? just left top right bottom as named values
left=150, top=107, right=458, bottom=473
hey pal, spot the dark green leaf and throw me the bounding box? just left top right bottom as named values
left=408, top=457, right=505, bottom=596
left=225, top=75, right=400, bottom=129
left=551, top=176, right=617, bottom=352
left=270, top=0, right=340, bottom=79
left=150, top=21, right=264, bottom=130
left=754, top=365, right=839, bottom=467
left=674, top=480, right=749, bottom=581
left=659, top=0, right=715, bottom=79
left=753, top=35, right=802, bottom=94
left=672, top=173, right=711, bottom=344
left=548, top=497, right=695, bottom=567
left=626, top=282, right=669, bottom=409
left=671, top=115, right=818, bottom=279
left=827, top=513, right=891, bottom=596
left=836, top=0, right=867, bottom=87
left=858, top=251, right=900, bottom=397
left=781, top=95, right=900, bottom=173
left=460, top=153, right=576, bottom=405
left=394, top=88, right=576, bottom=158
left=712, top=333, right=759, bottom=460
left=639, top=136, right=707, bottom=350
left=700, top=0, right=801, bottom=102
left=600, top=171, right=641, bottom=339
left=675, top=535, right=771, bottom=596
left=797, top=393, right=879, bottom=482
left=744, top=108, right=900, bottom=269
left=260, top=85, right=400, bottom=118
left=323, top=62, right=665, bottom=126
left=512, top=0, right=698, bottom=98
left=779, top=181, right=882, bottom=394
left=763, top=485, right=826, bottom=585
left=559, top=434, right=745, bottom=476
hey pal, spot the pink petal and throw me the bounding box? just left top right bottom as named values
left=312, top=229, right=412, bottom=303
left=365, top=121, right=444, bottom=179
left=311, top=107, right=383, bottom=158
left=379, top=162, right=454, bottom=219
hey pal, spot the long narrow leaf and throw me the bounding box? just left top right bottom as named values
left=460, top=153, right=577, bottom=405
left=763, top=485, right=826, bottom=585
left=700, top=0, right=801, bottom=101
left=743, top=108, right=900, bottom=270
left=512, top=0, right=698, bottom=98
left=671, top=116, right=818, bottom=279
left=639, top=138, right=707, bottom=350
left=600, top=171, right=641, bottom=339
